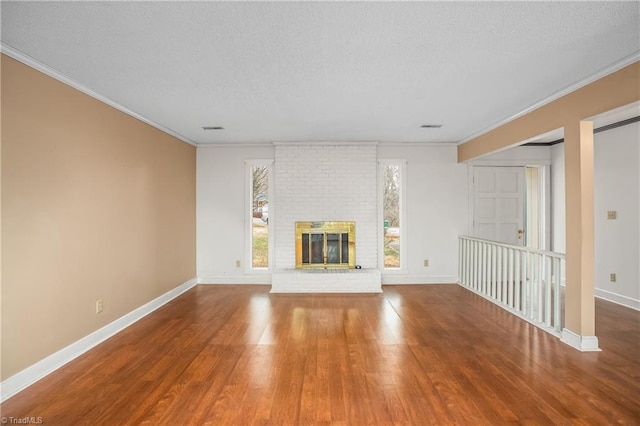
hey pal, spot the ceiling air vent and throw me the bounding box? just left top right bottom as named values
left=202, top=126, right=224, bottom=130
left=420, top=124, right=443, bottom=128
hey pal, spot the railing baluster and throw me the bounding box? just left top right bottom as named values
left=496, top=247, right=509, bottom=300
left=488, top=244, right=493, bottom=297
left=519, top=251, right=525, bottom=313
left=528, top=252, right=533, bottom=318
left=463, top=238, right=468, bottom=286
left=529, top=251, right=535, bottom=321
left=487, top=243, right=491, bottom=295
left=458, top=237, right=463, bottom=284
left=498, top=246, right=503, bottom=297
left=482, top=242, right=487, bottom=294
left=514, top=251, right=520, bottom=310
left=495, top=247, right=500, bottom=301
left=491, top=244, right=496, bottom=301
left=532, top=252, right=537, bottom=320
left=471, top=240, right=476, bottom=290
left=475, top=242, right=482, bottom=291
left=476, top=240, right=481, bottom=291
left=462, top=238, right=467, bottom=285
left=483, top=242, right=488, bottom=294
left=545, top=255, right=552, bottom=327
left=532, top=253, right=536, bottom=320
left=537, top=254, right=544, bottom=323
left=554, top=257, right=562, bottom=332
left=487, top=243, right=492, bottom=296
left=508, top=247, right=512, bottom=304
left=536, top=254, right=540, bottom=322
left=501, top=248, right=515, bottom=304
left=465, top=238, right=470, bottom=286
left=465, top=238, right=469, bottom=286
left=473, top=238, right=476, bottom=288
left=527, top=251, right=532, bottom=314
left=502, top=248, right=507, bottom=305
left=521, top=251, right=527, bottom=313
left=478, top=242, right=484, bottom=292
left=467, top=238, right=471, bottom=287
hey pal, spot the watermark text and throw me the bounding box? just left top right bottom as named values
left=1, top=417, right=44, bottom=425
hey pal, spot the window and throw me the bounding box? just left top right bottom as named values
left=247, top=160, right=273, bottom=269
left=379, top=160, right=406, bottom=270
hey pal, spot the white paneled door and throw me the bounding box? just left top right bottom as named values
left=473, top=167, right=525, bottom=246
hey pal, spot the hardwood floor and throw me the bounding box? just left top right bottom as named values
left=2, top=285, right=639, bottom=425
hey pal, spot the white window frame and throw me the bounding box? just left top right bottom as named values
left=378, top=159, right=408, bottom=273
left=245, top=159, right=274, bottom=272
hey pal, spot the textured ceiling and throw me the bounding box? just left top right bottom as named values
left=1, top=1, right=639, bottom=145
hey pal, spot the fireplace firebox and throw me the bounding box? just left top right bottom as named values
left=295, top=221, right=355, bottom=269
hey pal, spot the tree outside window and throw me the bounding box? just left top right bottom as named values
left=383, top=164, right=400, bottom=268
left=251, top=165, right=269, bottom=268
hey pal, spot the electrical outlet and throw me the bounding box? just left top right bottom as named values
left=424, top=259, right=429, bottom=267
left=235, top=260, right=241, bottom=268
left=96, top=299, right=103, bottom=313
left=610, top=273, right=616, bottom=282
left=607, top=211, right=617, bottom=220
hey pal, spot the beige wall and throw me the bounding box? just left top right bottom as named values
left=1, top=55, right=196, bottom=379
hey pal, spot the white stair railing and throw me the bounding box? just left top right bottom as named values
left=458, top=236, right=565, bottom=336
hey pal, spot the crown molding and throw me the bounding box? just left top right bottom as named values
left=1, top=43, right=197, bottom=147
left=197, top=140, right=457, bottom=148
left=272, top=141, right=379, bottom=146
left=377, top=141, right=456, bottom=147
left=458, top=50, right=640, bottom=145
left=197, top=142, right=275, bottom=148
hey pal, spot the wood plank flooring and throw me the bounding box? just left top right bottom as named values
left=2, top=285, right=639, bottom=425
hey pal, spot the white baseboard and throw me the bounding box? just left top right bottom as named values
left=595, top=288, right=640, bottom=311
left=561, top=328, right=601, bottom=352
left=197, top=275, right=271, bottom=285
left=0, top=277, right=198, bottom=403
left=382, top=275, right=458, bottom=285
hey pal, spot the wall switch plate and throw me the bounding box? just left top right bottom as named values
left=610, top=273, right=616, bottom=282
left=96, top=299, right=103, bottom=313
left=607, top=211, right=617, bottom=220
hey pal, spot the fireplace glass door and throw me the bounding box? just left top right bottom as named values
left=296, top=222, right=355, bottom=269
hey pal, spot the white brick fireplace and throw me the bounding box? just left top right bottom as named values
left=271, top=142, right=382, bottom=292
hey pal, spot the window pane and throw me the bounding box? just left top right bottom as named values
left=383, top=164, right=400, bottom=268
left=252, top=166, right=269, bottom=268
